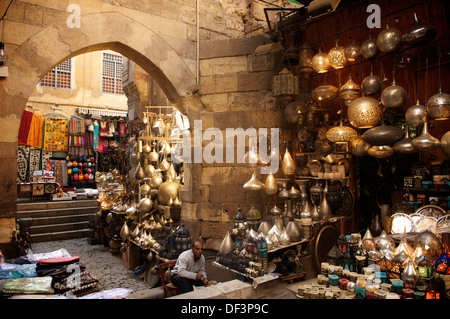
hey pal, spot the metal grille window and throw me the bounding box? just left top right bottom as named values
left=40, top=59, right=72, bottom=89
left=102, top=52, right=124, bottom=95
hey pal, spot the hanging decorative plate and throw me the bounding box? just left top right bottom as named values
left=437, top=215, right=450, bottom=232
left=415, top=205, right=446, bottom=219
left=390, top=213, right=413, bottom=234
left=415, top=216, right=438, bottom=234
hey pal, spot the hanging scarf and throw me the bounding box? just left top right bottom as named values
left=26, top=113, right=44, bottom=148
left=18, top=110, right=33, bottom=145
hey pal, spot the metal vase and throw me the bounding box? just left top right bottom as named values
left=296, top=179, right=313, bottom=219
left=319, top=180, right=332, bottom=220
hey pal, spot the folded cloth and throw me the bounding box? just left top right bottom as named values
left=53, top=271, right=99, bottom=296
left=18, top=110, right=33, bottom=145
left=2, top=276, right=54, bottom=294
left=26, top=113, right=44, bottom=148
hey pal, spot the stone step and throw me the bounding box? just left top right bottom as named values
left=21, top=213, right=94, bottom=227
left=30, top=229, right=92, bottom=243
left=17, top=199, right=98, bottom=211
left=17, top=206, right=98, bottom=219
left=28, top=221, right=92, bottom=235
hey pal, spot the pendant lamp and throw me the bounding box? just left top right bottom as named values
left=312, top=48, right=330, bottom=73
left=328, top=40, right=347, bottom=69
left=326, top=121, right=358, bottom=144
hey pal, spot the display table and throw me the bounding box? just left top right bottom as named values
left=17, top=182, right=59, bottom=200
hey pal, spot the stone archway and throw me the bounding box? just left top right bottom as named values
left=0, top=11, right=200, bottom=254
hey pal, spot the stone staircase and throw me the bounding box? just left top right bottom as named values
left=17, top=199, right=98, bottom=243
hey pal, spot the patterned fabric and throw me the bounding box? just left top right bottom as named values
left=17, top=145, right=30, bottom=183
left=18, top=110, right=33, bottom=145
left=28, top=148, right=41, bottom=175
left=93, top=121, right=99, bottom=151
left=43, top=118, right=69, bottom=152
left=41, top=151, right=52, bottom=170
left=26, top=113, right=44, bottom=148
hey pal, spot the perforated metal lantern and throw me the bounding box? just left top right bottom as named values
left=328, top=41, right=347, bottom=69
left=348, top=97, right=383, bottom=128
left=340, top=75, right=361, bottom=106
left=312, top=48, right=331, bottom=73
left=326, top=123, right=358, bottom=144
left=426, top=88, right=450, bottom=120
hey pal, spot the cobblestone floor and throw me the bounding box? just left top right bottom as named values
left=31, top=238, right=151, bottom=295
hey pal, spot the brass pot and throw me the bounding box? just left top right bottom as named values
left=360, top=36, right=379, bottom=59
left=347, top=97, right=383, bottom=128
left=377, top=25, right=402, bottom=53
left=362, top=72, right=382, bottom=95
left=362, top=125, right=404, bottom=146
left=158, top=181, right=180, bottom=205
left=426, top=88, right=450, bottom=120
left=381, top=80, right=407, bottom=108
left=402, top=12, right=437, bottom=46
left=405, top=100, right=427, bottom=127
left=441, top=131, right=450, bottom=159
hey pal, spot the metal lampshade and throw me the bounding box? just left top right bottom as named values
left=340, top=74, right=361, bottom=105
left=326, top=123, right=358, bottom=144
left=344, top=41, right=361, bottom=62
left=347, top=96, right=383, bottom=128
left=426, top=88, right=450, bottom=120
left=312, top=49, right=331, bottom=73
left=328, top=41, right=347, bottom=69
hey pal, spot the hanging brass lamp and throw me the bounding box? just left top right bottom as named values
left=381, top=79, right=407, bottom=108
left=298, top=42, right=314, bottom=76
left=326, top=121, right=358, bottom=144
left=312, top=48, right=331, bottom=73
left=281, top=147, right=295, bottom=176
left=264, top=172, right=278, bottom=195
left=328, top=40, right=347, bottom=69
left=368, top=145, right=395, bottom=158
left=349, top=135, right=370, bottom=157
left=347, top=96, right=383, bottom=128
left=312, top=84, right=339, bottom=102
left=393, top=126, right=417, bottom=154
left=411, top=120, right=440, bottom=151
left=377, top=24, right=402, bottom=53
left=426, top=88, right=450, bottom=120
left=340, top=74, right=361, bottom=106
left=344, top=40, right=361, bottom=62
left=405, top=100, right=427, bottom=127
left=243, top=171, right=264, bottom=191
left=440, top=131, right=450, bottom=159
left=360, top=34, right=379, bottom=59
left=362, top=71, right=382, bottom=95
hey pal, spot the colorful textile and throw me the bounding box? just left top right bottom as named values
left=43, top=118, right=69, bottom=152
left=18, top=110, right=33, bottom=145
left=41, top=151, right=52, bottom=170
left=26, top=113, right=44, bottom=148
left=2, top=276, right=54, bottom=294
left=93, top=121, right=99, bottom=150
left=17, top=145, right=30, bottom=183
left=29, top=147, right=41, bottom=175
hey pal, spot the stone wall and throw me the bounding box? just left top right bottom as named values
left=181, top=34, right=289, bottom=250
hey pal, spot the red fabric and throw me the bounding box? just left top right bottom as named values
left=18, top=110, right=33, bottom=145
left=39, top=256, right=80, bottom=265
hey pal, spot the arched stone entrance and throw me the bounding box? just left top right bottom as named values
left=0, top=11, right=200, bottom=255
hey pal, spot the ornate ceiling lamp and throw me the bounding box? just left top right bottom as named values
left=326, top=120, right=358, bottom=144
left=347, top=96, right=383, bottom=129
left=344, top=40, right=361, bottom=62
left=405, top=100, right=427, bottom=127
left=411, top=120, right=440, bottom=151
left=426, top=88, right=450, bottom=120
left=377, top=24, right=402, bottom=53
left=312, top=48, right=331, bottom=73
left=298, top=42, right=314, bottom=77
left=340, top=74, right=361, bottom=106
left=328, top=39, right=347, bottom=69
left=368, top=145, right=395, bottom=158
left=360, top=34, right=379, bottom=59
left=312, top=84, right=339, bottom=103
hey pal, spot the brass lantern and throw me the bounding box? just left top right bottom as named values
left=328, top=40, right=347, bottom=69
left=298, top=42, right=314, bottom=76
left=347, top=96, right=383, bottom=128
left=272, top=67, right=299, bottom=97
left=344, top=41, right=361, bottom=62
left=426, top=88, right=450, bottom=120
left=312, top=48, right=331, bottom=73
left=326, top=121, right=358, bottom=144
left=340, top=74, right=361, bottom=106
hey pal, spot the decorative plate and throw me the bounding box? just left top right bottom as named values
left=390, top=213, right=413, bottom=234
left=415, top=205, right=446, bottom=219
left=415, top=216, right=438, bottom=233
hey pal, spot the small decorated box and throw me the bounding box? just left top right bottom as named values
left=338, top=278, right=349, bottom=290
left=328, top=274, right=339, bottom=286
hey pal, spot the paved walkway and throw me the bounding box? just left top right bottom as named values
left=31, top=238, right=155, bottom=297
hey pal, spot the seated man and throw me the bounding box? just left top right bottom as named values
left=171, top=239, right=209, bottom=293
